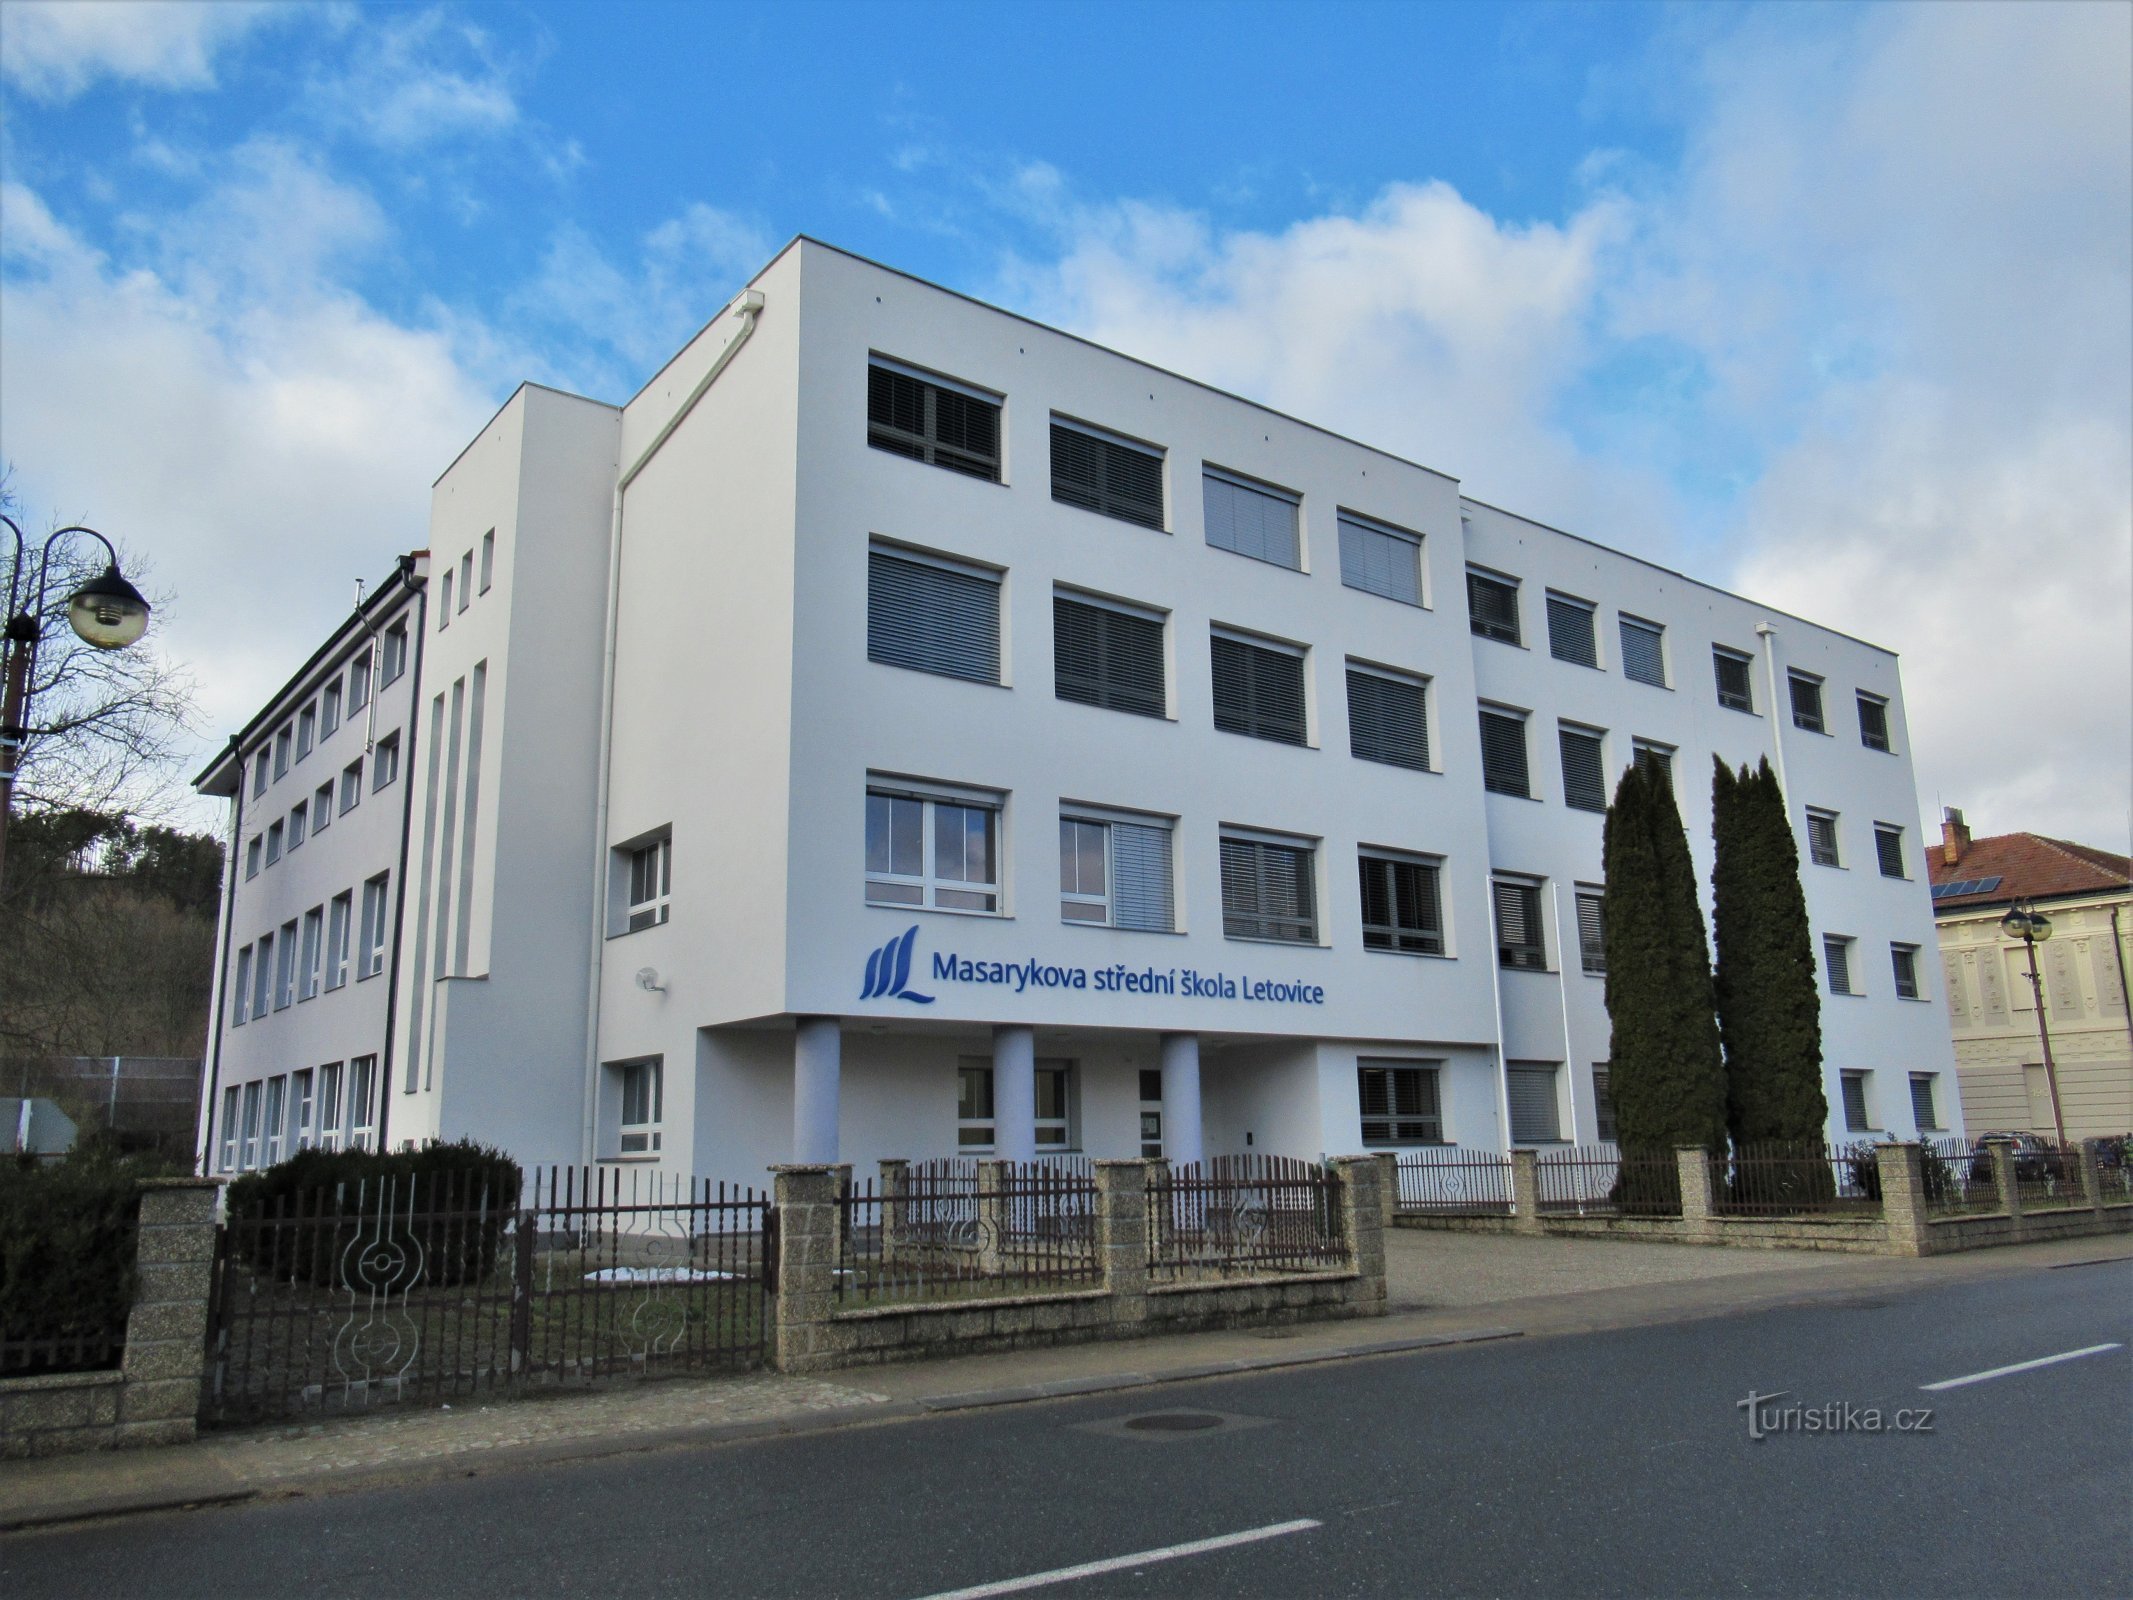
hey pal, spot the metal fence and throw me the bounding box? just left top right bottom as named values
left=0, top=1330, right=125, bottom=1379
left=1393, top=1146, right=1514, bottom=1215
left=837, top=1159, right=1099, bottom=1307
left=1145, top=1155, right=1346, bottom=1282
left=1719, top=1141, right=1880, bottom=1217
left=2008, top=1140, right=2091, bottom=1211
left=1535, top=1143, right=1681, bottom=1218
left=206, top=1167, right=773, bottom=1425
left=1921, top=1137, right=2001, bottom=1216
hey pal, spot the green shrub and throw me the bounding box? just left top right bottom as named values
left=225, top=1140, right=521, bottom=1288
left=0, top=1148, right=146, bottom=1373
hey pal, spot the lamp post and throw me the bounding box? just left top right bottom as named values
left=2001, top=899, right=2068, bottom=1149
left=1, top=514, right=153, bottom=891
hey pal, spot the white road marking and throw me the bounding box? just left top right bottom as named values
left=909, top=1518, right=1323, bottom=1600
left=1921, top=1342, right=2124, bottom=1391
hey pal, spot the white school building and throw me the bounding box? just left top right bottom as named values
left=195, top=237, right=1961, bottom=1182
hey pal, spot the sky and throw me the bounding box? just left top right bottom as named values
left=1, top=0, right=2128, bottom=850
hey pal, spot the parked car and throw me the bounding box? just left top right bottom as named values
left=1966, top=1133, right=2073, bottom=1185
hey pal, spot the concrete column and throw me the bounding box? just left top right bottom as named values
left=1374, top=1150, right=1400, bottom=1232
left=992, top=1025, right=1036, bottom=1162
left=792, top=1017, right=842, bottom=1165
left=1093, top=1159, right=1149, bottom=1328
left=1988, top=1140, right=2024, bottom=1238
left=1509, top=1148, right=1544, bottom=1234
left=1876, top=1142, right=1932, bottom=1257
left=1328, top=1156, right=1389, bottom=1316
left=118, top=1177, right=222, bottom=1447
left=1159, top=1033, right=1203, bottom=1170
left=769, top=1165, right=839, bottom=1373
left=1676, top=1147, right=1716, bottom=1242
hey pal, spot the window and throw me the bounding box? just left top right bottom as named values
left=1220, top=833, right=1318, bottom=944
left=275, top=725, right=292, bottom=778
left=1632, top=739, right=1675, bottom=789
left=867, top=545, right=1002, bottom=685
left=245, top=837, right=262, bottom=879
left=1357, top=852, right=1443, bottom=955
left=250, top=933, right=273, bottom=1020
left=1139, top=1069, right=1164, bottom=1158
left=957, top=1060, right=995, bottom=1149
left=458, top=552, right=472, bottom=612
left=1891, top=944, right=1922, bottom=1000
left=439, top=568, right=454, bottom=626
left=1035, top=1061, right=1075, bottom=1149
left=348, top=650, right=371, bottom=710
left=297, top=705, right=316, bottom=760
left=1054, top=590, right=1166, bottom=718
left=1059, top=812, right=1175, bottom=932
left=1806, top=809, right=1841, bottom=867
left=288, top=803, right=307, bottom=852
left=275, top=919, right=299, bottom=1009
left=1857, top=693, right=1891, bottom=752
left=299, top=906, right=323, bottom=1001
left=1466, top=569, right=1521, bottom=645
left=1210, top=630, right=1307, bottom=746
left=1507, top=1063, right=1563, bottom=1144
left=1909, top=1074, right=1941, bottom=1131
left=865, top=784, right=1000, bottom=913
left=1619, top=615, right=1667, bottom=687
left=1575, top=889, right=1606, bottom=975
left=1050, top=418, right=1163, bottom=529
left=358, top=873, right=390, bottom=979
left=1558, top=724, right=1607, bottom=812
left=1337, top=512, right=1423, bottom=605
left=615, top=1059, right=663, bottom=1155
left=1788, top=671, right=1825, bottom=733
left=1202, top=466, right=1301, bottom=569
left=479, top=531, right=495, bottom=593
left=1493, top=879, right=1546, bottom=971
left=318, top=1061, right=343, bottom=1152
left=1592, top=1065, right=1618, bottom=1143
left=1478, top=707, right=1531, bottom=797
left=1713, top=646, right=1755, bottom=713
left=253, top=754, right=270, bottom=799
left=233, top=946, right=253, bottom=1026
left=265, top=820, right=283, bottom=866
left=240, top=1081, right=262, bottom=1170
left=292, top=1069, right=314, bottom=1151
left=1358, top=1062, right=1443, bottom=1145
left=326, top=891, right=352, bottom=990
left=340, top=758, right=363, bottom=813
left=1840, top=1071, right=1872, bottom=1133
left=306, top=783, right=329, bottom=835
left=323, top=680, right=341, bottom=738
left=626, top=835, right=672, bottom=930
left=1546, top=593, right=1598, bottom=668
left=1346, top=665, right=1430, bottom=771
left=381, top=621, right=407, bottom=685
left=868, top=359, right=1002, bottom=480
left=1874, top=825, right=1905, bottom=879
left=219, top=1087, right=240, bottom=1172
left=1824, top=935, right=1856, bottom=995
left=346, top=1056, right=377, bottom=1151
left=373, top=732, right=400, bottom=792
left=263, top=1076, right=287, bottom=1166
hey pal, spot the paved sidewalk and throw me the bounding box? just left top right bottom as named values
left=4, top=1232, right=2125, bottom=1532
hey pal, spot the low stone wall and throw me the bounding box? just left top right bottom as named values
left=0, top=1178, right=221, bottom=1458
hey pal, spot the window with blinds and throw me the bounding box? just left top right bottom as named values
left=1337, top=513, right=1422, bottom=604
left=1908, top=1073, right=1940, bottom=1130
left=1788, top=671, right=1826, bottom=732
left=1592, top=1064, right=1618, bottom=1142
left=1874, top=825, right=1905, bottom=879
left=1493, top=879, right=1545, bottom=970
left=1059, top=813, right=1175, bottom=932
left=1358, top=853, right=1443, bottom=954
left=1891, top=944, right=1921, bottom=1000
left=1713, top=646, right=1755, bottom=712
left=1055, top=593, right=1166, bottom=718
left=1211, top=632, right=1308, bottom=745
left=1824, top=935, right=1855, bottom=995
left=1806, top=809, right=1841, bottom=867
left=1051, top=420, right=1164, bottom=529
left=868, top=361, right=1001, bottom=480
left=1840, top=1071, right=1872, bottom=1132
left=1358, top=1062, right=1442, bottom=1145
left=1619, top=615, right=1667, bottom=686
left=1220, top=834, right=1318, bottom=943
left=1575, top=889, right=1605, bottom=974
left=1346, top=666, right=1429, bottom=771
left=1857, top=693, right=1891, bottom=751
left=1479, top=708, right=1530, bottom=797
left=1559, top=725, right=1607, bottom=812
left=1546, top=594, right=1598, bottom=667
left=1632, top=740, right=1674, bottom=787
left=1202, top=467, right=1301, bottom=568
left=1506, top=1063, right=1562, bottom=1144
left=868, top=546, right=1002, bottom=684
left=1466, top=570, right=1521, bottom=644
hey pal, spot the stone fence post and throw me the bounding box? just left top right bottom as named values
left=1676, top=1148, right=1716, bottom=1241
left=976, top=1159, right=1008, bottom=1276
left=829, top=1162, right=853, bottom=1263
left=1509, top=1149, right=1543, bottom=1234
left=1373, top=1151, right=1399, bottom=1231
left=1988, top=1140, right=2024, bottom=1238
left=1093, top=1160, right=1150, bottom=1331
left=1876, top=1142, right=1931, bottom=1257
left=770, top=1166, right=839, bottom=1374
left=877, top=1158, right=908, bottom=1266
left=2079, top=1141, right=2106, bottom=1211
left=119, top=1177, right=222, bottom=1446
left=1328, top=1156, right=1387, bottom=1314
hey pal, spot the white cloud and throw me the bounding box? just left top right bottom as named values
left=311, top=9, right=522, bottom=150
left=0, top=1, right=283, bottom=102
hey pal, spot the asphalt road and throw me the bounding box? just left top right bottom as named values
left=5, top=1256, right=2128, bottom=1599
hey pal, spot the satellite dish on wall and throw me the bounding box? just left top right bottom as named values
left=634, top=967, right=666, bottom=993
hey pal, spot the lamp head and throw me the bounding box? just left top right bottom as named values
left=66, top=563, right=150, bottom=650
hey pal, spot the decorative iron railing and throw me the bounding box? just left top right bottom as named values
left=1392, top=1147, right=1514, bottom=1215
left=1535, top=1143, right=1680, bottom=1218
left=1144, top=1155, right=1346, bottom=1282
left=837, top=1159, right=1099, bottom=1307
left=1718, top=1141, right=1880, bottom=1216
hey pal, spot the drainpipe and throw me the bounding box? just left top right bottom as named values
left=1754, top=621, right=1792, bottom=806
left=196, top=740, right=245, bottom=1173
left=1485, top=870, right=1515, bottom=1154
left=376, top=559, right=428, bottom=1157
left=1548, top=881, right=1581, bottom=1143
left=580, top=288, right=765, bottom=1163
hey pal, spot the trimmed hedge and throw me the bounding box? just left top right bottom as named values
left=226, top=1140, right=522, bottom=1288
left=0, top=1149, right=145, bottom=1373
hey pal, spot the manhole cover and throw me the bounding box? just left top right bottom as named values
left=1123, top=1412, right=1225, bottom=1433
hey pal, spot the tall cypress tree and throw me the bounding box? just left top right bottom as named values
left=1712, top=756, right=1826, bottom=1146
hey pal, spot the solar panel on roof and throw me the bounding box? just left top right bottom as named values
left=1974, top=875, right=2002, bottom=893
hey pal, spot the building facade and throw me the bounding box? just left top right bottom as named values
left=1927, top=809, right=2133, bottom=1140
left=196, top=238, right=1961, bottom=1181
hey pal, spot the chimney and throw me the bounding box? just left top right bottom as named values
left=1941, top=806, right=1970, bottom=867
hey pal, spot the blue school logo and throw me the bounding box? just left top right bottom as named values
left=859, top=925, right=934, bottom=1004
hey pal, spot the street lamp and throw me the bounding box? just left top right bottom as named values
left=1, top=514, right=154, bottom=889
left=2000, top=899, right=2068, bottom=1149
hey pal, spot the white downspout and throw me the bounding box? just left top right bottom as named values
left=1548, top=881, right=1580, bottom=1143
left=1755, top=621, right=1792, bottom=807
left=580, top=288, right=765, bottom=1163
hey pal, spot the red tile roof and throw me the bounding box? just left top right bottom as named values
left=1929, top=830, right=2130, bottom=911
